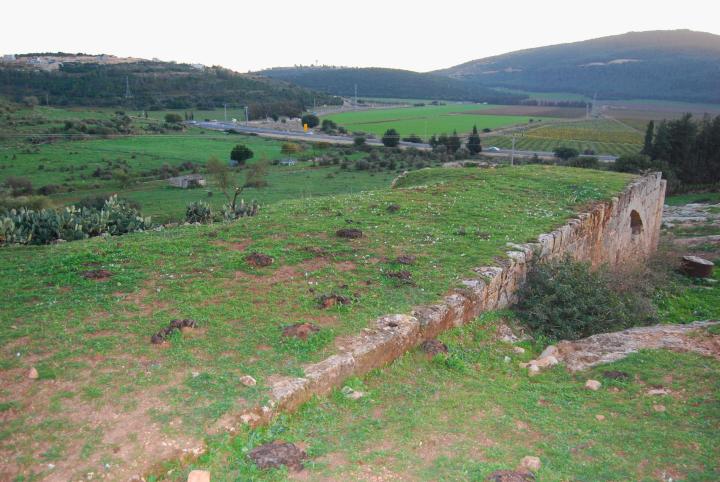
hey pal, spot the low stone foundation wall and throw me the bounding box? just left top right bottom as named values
left=222, top=172, right=667, bottom=429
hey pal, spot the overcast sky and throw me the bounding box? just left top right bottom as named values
left=2, top=0, right=718, bottom=72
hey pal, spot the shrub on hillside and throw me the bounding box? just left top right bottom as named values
left=4, top=176, right=33, bottom=196
left=0, top=195, right=52, bottom=212
left=185, top=201, right=212, bottom=223
left=0, top=195, right=149, bottom=245
left=567, top=156, right=600, bottom=169
left=515, top=258, right=657, bottom=341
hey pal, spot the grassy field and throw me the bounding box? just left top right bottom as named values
left=161, top=197, right=720, bottom=482
left=322, top=103, right=555, bottom=139
left=0, top=166, right=634, bottom=480
left=485, top=118, right=644, bottom=157
left=173, top=317, right=719, bottom=481
left=491, top=88, right=591, bottom=102
left=1, top=127, right=395, bottom=222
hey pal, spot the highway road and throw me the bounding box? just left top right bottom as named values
left=191, top=121, right=617, bottom=162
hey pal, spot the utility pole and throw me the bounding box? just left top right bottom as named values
left=124, top=76, right=132, bottom=99
left=224, top=103, right=227, bottom=122
left=244, top=106, right=249, bottom=124
left=510, top=135, right=516, bottom=166
left=354, top=83, right=358, bottom=106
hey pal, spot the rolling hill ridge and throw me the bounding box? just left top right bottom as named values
left=434, top=30, right=720, bottom=103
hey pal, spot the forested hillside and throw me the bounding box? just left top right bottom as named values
left=259, top=67, right=526, bottom=103
left=0, top=60, right=341, bottom=118
left=435, top=30, right=720, bottom=103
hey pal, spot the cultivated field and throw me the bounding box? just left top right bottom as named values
left=485, top=118, right=644, bottom=157
left=322, top=103, right=557, bottom=139
left=0, top=166, right=633, bottom=480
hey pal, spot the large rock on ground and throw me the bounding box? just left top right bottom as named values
left=681, top=255, right=714, bottom=278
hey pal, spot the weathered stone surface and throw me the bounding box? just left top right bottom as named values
left=585, top=379, right=602, bottom=391
left=420, top=339, right=448, bottom=355
left=239, top=375, right=256, bottom=387
left=681, top=255, right=714, bottom=278
left=341, top=386, right=364, bottom=400
left=519, top=456, right=542, bottom=472
left=556, top=321, right=719, bottom=372
left=28, top=367, right=39, bottom=379
left=248, top=441, right=306, bottom=471
left=187, top=470, right=210, bottom=482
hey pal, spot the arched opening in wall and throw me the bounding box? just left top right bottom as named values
left=630, top=210, right=643, bottom=236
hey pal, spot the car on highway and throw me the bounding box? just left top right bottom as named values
left=486, top=146, right=501, bottom=152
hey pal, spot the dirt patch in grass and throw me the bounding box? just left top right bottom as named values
left=245, top=252, right=274, bottom=268
left=211, top=239, right=251, bottom=251
left=336, top=228, right=363, bottom=239
left=283, top=322, right=321, bottom=340
left=81, top=269, right=113, bottom=281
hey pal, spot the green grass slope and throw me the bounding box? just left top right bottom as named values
left=0, top=165, right=632, bottom=480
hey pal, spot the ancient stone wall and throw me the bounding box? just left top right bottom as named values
left=225, top=172, right=667, bottom=428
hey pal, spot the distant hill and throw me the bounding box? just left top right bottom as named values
left=434, top=30, right=720, bottom=103
left=258, top=67, right=526, bottom=103
left=0, top=57, right=341, bottom=118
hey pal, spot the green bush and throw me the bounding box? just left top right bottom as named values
left=567, top=156, right=600, bottom=169
left=221, top=199, right=259, bottom=221
left=515, top=259, right=657, bottom=341
left=0, top=195, right=53, bottom=212
left=0, top=195, right=149, bottom=245
left=185, top=201, right=212, bottom=223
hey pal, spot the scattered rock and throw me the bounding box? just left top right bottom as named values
left=151, top=319, right=198, bottom=344
left=647, top=388, right=671, bottom=396
left=519, top=456, right=542, bottom=472
left=187, top=470, right=210, bottom=482
left=248, top=441, right=306, bottom=471
left=317, top=293, right=352, bottom=309
left=653, top=404, right=666, bottom=412
left=595, top=414, right=605, bottom=421
left=680, top=255, right=714, bottom=278
left=240, top=375, right=257, bottom=387
left=395, top=254, right=416, bottom=265
left=341, top=386, right=364, bottom=400
left=485, top=470, right=535, bottom=481
left=504, top=355, right=512, bottom=363
left=245, top=252, right=274, bottom=268
left=240, top=412, right=260, bottom=425
left=554, top=321, right=720, bottom=371
left=81, top=269, right=112, bottom=280
left=282, top=322, right=320, bottom=340
left=336, top=228, right=363, bottom=239
left=28, top=367, right=39, bottom=379
left=521, top=355, right=558, bottom=374
left=420, top=339, right=448, bottom=356
left=496, top=323, right=530, bottom=343
left=538, top=345, right=558, bottom=359
left=602, top=370, right=630, bottom=380
left=585, top=379, right=602, bottom=391
left=386, top=203, right=400, bottom=213
left=513, top=346, right=526, bottom=354
left=386, top=270, right=413, bottom=283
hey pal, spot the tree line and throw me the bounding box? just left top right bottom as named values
left=0, top=61, right=341, bottom=118
left=615, top=114, right=720, bottom=192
